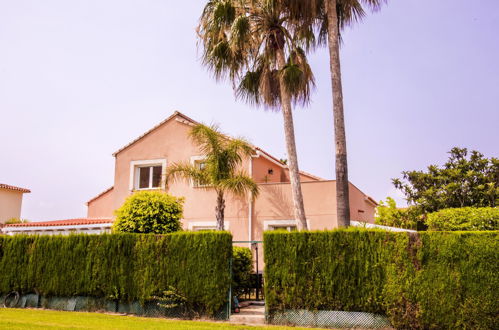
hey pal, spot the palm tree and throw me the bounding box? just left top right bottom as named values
left=197, top=0, right=315, bottom=230
left=166, top=124, right=259, bottom=231
left=278, top=0, right=384, bottom=227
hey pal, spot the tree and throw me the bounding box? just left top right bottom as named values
left=166, top=124, right=259, bottom=231
left=393, top=147, right=499, bottom=213
left=276, top=0, right=385, bottom=227
left=113, top=190, right=183, bottom=234
left=197, top=0, right=315, bottom=230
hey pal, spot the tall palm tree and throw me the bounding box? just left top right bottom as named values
left=166, top=124, right=259, bottom=230
left=278, top=0, right=384, bottom=227
left=197, top=0, right=315, bottom=230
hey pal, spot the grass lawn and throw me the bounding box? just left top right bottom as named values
left=0, top=308, right=323, bottom=329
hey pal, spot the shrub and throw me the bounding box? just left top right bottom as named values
left=113, top=191, right=183, bottom=234
left=426, top=207, right=499, bottom=231
left=375, top=197, right=423, bottom=230
left=232, top=246, right=253, bottom=297
left=264, top=229, right=499, bottom=329
left=4, top=218, right=29, bottom=225
left=0, top=232, right=232, bottom=317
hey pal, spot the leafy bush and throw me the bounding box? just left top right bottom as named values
left=0, top=232, right=232, bottom=317
left=426, top=207, right=499, bottom=231
left=232, top=246, right=253, bottom=297
left=4, top=218, right=29, bottom=225
left=375, top=197, right=423, bottom=230
left=113, top=191, right=183, bottom=234
left=264, top=229, right=499, bottom=329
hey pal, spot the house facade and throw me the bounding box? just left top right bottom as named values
left=0, top=184, right=30, bottom=224
left=85, top=111, right=377, bottom=242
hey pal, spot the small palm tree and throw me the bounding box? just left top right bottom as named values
left=278, top=0, right=385, bottom=227
left=197, top=0, right=315, bottom=230
left=166, top=124, right=259, bottom=231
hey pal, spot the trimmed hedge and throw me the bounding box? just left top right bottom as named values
left=0, top=232, right=232, bottom=317
left=426, top=207, right=499, bottom=231
left=232, top=247, right=253, bottom=297
left=264, top=229, right=499, bottom=329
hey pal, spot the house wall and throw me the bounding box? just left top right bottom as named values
left=86, top=115, right=376, bottom=240
left=0, top=188, right=24, bottom=224
left=87, top=188, right=114, bottom=218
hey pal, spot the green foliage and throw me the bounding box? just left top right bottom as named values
left=155, top=286, right=188, bottom=309
left=264, top=229, right=499, bottom=329
left=4, top=218, right=29, bottom=225
left=0, top=232, right=232, bottom=317
left=232, top=247, right=253, bottom=297
left=198, top=0, right=315, bottom=108
left=265, top=229, right=390, bottom=314
left=385, top=231, right=499, bottom=329
left=426, top=207, right=499, bottom=231
left=375, top=197, right=423, bottom=230
left=167, top=124, right=259, bottom=230
left=113, top=191, right=183, bottom=234
left=393, top=147, right=499, bottom=213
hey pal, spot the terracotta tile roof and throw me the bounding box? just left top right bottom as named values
left=86, top=186, right=114, bottom=205
left=5, top=218, right=113, bottom=227
left=0, top=183, right=31, bottom=193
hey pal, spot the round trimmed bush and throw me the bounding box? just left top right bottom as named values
left=113, top=191, right=184, bottom=234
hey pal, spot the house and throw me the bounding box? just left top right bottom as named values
left=4, top=111, right=378, bottom=237
left=0, top=183, right=30, bottom=224
left=87, top=111, right=377, bottom=236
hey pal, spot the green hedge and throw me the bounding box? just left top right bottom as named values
left=264, top=229, right=499, bottom=329
left=232, top=247, right=253, bottom=297
left=0, top=232, right=232, bottom=317
left=426, top=207, right=499, bottom=231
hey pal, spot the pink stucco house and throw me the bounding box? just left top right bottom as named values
left=3, top=111, right=377, bottom=237
left=0, top=184, right=30, bottom=224
left=85, top=111, right=377, bottom=240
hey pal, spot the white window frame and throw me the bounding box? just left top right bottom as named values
left=190, top=156, right=208, bottom=188
left=263, top=219, right=310, bottom=231
left=129, top=159, right=167, bottom=191
left=188, top=221, right=230, bottom=231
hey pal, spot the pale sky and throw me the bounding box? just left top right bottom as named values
left=1, top=0, right=498, bottom=221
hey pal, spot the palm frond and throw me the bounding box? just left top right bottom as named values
left=219, top=172, right=260, bottom=199
left=166, top=163, right=210, bottom=187
left=236, top=69, right=262, bottom=105
left=190, top=124, right=223, bottom=157
left=281, top=47, right=315, bottom=106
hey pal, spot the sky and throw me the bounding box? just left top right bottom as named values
left=1, top=0, right=498, bottom=221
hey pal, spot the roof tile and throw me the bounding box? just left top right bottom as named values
left=5, top=218, right=113, bottom=227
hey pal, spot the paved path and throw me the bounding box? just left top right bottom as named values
left=230, top=302, right=265, bottom=325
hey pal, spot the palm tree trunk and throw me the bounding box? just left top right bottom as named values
left=215, top=190, right=225, bottom=230
left=276, top=49, right=308, bottom=231
left=326, top=0, right=350, bottom=227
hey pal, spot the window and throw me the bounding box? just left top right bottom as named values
left=137, top=165, right=162, bottom=189
left=188, top=221, right=230, bottom=231
left=268, top=225, right=297, bottom=232
left=264, top=220, right=304, bottom=232
left=190, top=156, right=208, bottom=187
left=129, top=159, right=167, bottom=191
